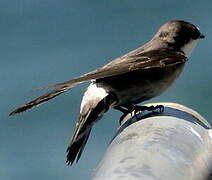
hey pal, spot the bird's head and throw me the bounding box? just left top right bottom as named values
left=154, top=20, right=205, bottom=57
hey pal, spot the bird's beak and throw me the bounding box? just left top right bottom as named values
left=199, top=34, right=205, bottom=39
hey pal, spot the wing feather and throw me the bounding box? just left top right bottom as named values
left=9, top=49, right=187, bottom=116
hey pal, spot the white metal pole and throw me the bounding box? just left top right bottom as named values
left=92, top=103, right=212, bottom=180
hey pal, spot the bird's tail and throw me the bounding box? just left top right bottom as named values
left=66, top=93, right=117, bottom=165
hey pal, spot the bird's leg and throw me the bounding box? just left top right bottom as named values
left=133, top=105, right=165, bottom=114
left=114, top=106, right=132, bottom=124
left=115, top=104, right=164, bottom=124
left=121, top=104, right=164, bottom=121
left=114, top=106, right=129, bottom=113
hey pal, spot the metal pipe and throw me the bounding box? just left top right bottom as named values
left=92, top=103, right=212, bottom=180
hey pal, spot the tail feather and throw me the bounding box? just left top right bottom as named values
left=9, top=85, right=75, bottom=116
left=66, top=127, right=91, bottom=165
left=66, top=93, right=116, bottom=165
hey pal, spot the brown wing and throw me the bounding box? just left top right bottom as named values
left=9, top=49, right=187, bottom=116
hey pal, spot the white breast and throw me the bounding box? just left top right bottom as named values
left=181, top=39, right=199, bottom=57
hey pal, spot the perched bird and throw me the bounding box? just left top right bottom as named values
left=9, top=20, right=205, bottom=165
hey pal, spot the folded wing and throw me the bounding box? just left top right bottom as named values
left=9, top=49, right=186, bottom=116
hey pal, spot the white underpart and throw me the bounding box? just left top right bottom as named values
left=80, top=82, right=108, bottom=113
left=181, top=39, right=199, bottom=57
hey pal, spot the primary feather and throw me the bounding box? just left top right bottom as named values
left=9, top=50, right=186, bottom=116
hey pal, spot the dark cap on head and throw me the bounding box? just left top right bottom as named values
left=154, top=20, right=205, bottom=48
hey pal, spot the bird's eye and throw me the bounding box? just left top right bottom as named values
left=159, top=31, right=169, bottom=38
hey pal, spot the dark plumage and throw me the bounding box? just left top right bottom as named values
left=9, top=20, right=204, bottom=165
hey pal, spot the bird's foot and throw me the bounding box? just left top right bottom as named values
left=133, top=105, right=164, bottom=119
left=115, top=105, right=164, bottom=124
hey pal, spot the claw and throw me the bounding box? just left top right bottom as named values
left=132, top=104, right=165, bottom=117
left=116, top=104, right=165, bottom=125
left=154, top=105, right=165, bottom=113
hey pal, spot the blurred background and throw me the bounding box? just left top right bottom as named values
left=1, top=0, right=212, bottom=179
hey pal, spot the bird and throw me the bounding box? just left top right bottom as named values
left=9, top=20, right=205, bottom=165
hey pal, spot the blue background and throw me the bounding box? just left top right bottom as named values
left=1, top=0, right=212, bottom=179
